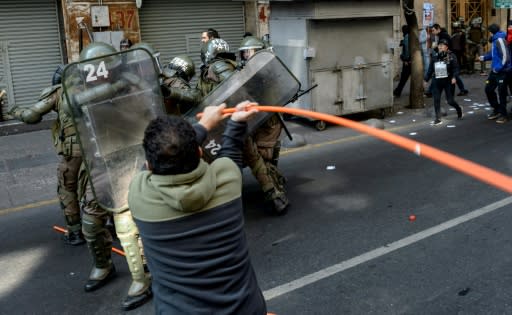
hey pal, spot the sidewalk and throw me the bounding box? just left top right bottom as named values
left=0, top=72, right=492, bottom=211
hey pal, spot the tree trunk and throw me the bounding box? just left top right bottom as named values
left=403, top=0, right=424, bottom=109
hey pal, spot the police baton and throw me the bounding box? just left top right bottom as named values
left=280, top=84, right=319, bottom=140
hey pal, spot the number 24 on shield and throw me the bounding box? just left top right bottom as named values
left=84, top=61, right=109, bottom=82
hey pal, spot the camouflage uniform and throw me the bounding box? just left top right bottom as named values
left=196, top=38, right=235, bottom=96
left=466, top=18, right=487, bottom=74
left=9, top=72, right=85, bottom=245
left=238, top=36, right=289, bottom=213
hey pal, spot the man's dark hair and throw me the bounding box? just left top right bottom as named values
left=488, top=23, right=500, bottom=34
left=432, top=23, right=441, bottom=30
left=401, top=25, right=409, bottom=34
left=143, top=116, right=200, bottom=175
left=207, top=28, right=219, bottom=40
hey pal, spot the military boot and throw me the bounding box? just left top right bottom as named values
left=121, top=278, right=153, bottom=311
left=63, top=214, right=85, bottom=246
left=84, top=264, right=116, bottom=292
left=114, top=212, right=153, bottom=311
left=82, top=214, right=115, bottom=292
left=264, top=187, right=290, bottom=215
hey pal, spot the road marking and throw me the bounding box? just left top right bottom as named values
left=0, top=199, right=58, bottom=216
left=263, top=196, right=512, bottom=300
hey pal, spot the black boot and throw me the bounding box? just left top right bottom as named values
left=62, top=230, right=86, bottom=246
left=265, top=188, right=290, bottom=215
left=457, top=106, right=463, bottom=119
left=121, top=287, right=153, bottom=311
left=84, top=265, right=116, bottom=292
left=63, top=215, right=84, bottom=246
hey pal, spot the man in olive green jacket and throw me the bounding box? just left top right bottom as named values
left=128, top=102, right=267, bottom=315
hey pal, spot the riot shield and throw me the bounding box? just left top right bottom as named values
left=62, top=48, right=165, bottom=212
left=185, top=50, right=300, bottom=161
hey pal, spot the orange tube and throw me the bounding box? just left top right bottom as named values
left=52, top=225, right=126, bottom=256
left=199, top=105, right=512, bottom=194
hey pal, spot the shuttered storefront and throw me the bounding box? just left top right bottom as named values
left=138, top=0, right=245, bottom=82
left=0, top=0, right=63, bottom=120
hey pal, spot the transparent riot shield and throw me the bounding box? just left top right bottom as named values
left=185, top=50, right=300, bottom=161
left=62, top=48, right=165, bottom=212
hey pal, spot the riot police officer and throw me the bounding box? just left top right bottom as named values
left=120, top=38, right=133, bottom=51
left=466, top=17, right=487, bottom=75
left=71, top=42, right=152, bottom=311
left=8, top=65, right=85, bottom=246
left=161, top=54, right=201, bottom=115
left=239, top=36, right=289, bottom=213
left=424, top=39, right=463, bottom=125
left=197, top=38, right=237, bottom=97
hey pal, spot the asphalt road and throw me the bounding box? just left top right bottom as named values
left=2, top=90, right=512, bottom=314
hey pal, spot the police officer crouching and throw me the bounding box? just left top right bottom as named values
left=238, top=36, right=289, bottom=214
left=424, top=38, right=463, bottom=125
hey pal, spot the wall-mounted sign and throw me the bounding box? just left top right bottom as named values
left=495, top=0, right=512, bottom=8
left=91, top=6, right=110, bottom=27
left=423, top=3, right=434, bottom=27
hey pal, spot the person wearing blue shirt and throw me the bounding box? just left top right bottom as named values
left=480, top=23, right=512, bottom=124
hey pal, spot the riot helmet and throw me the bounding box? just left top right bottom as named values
left=79, top=42, right=118, bottom=62
left=120, top=38, right=133, bottom=51
left=167, top=55, right=196, bottom=82
left=204, top=38, right=230, bottom=64
left=130, top=42, right=162, bottom=74
left=239, top=36, right=265, bottom=61
left=52, top=64, right=65, bottom=85
left=78, top=42, right=121, bottom=83
left=471, top=17, right=482, bottom=27
left=78, top=42, right=121, bottom=74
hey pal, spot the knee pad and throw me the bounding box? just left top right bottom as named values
left=113, top=212, right=139, bottom=236
left=82, top=213, right=106, bottom=237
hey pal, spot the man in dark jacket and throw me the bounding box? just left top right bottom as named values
left=393, top=25, right=411, bottom=97
left=424, top=38, right=463, bottom=125
left=480, top=23, right=512, bottom=124
left=431, top=24, right=468, bottom=97
left=128, top=101, right=267, bottom=315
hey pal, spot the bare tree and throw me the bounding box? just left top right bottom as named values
left=403, top=0, right=424, bottom=108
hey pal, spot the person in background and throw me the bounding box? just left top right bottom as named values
left=120, top=38, right=133, bottom=51
left=451, top=23, right=467, bottom=75
left=466, top=17, right=487, bottom=75
left=200, top=28, right=221, bottom=71
left=505, top=24, right=512, bottom=97
left=393, top=25, right=411, bottom=98
left=201, top=28, right=220, bottom=43
left=430, top=23, right=468, bottom=97
left=424, top=38, right=463, bottom=125
left=128, top=102, right=268, bottom=315
left=480, top=23, right=512, bottom=124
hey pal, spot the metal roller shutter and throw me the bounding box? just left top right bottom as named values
left=139, top=0, right=245, bottom=83
left=0, top=0, right=63, bottom=119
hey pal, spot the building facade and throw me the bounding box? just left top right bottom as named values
left=0, top=0, right=251, bottom=120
